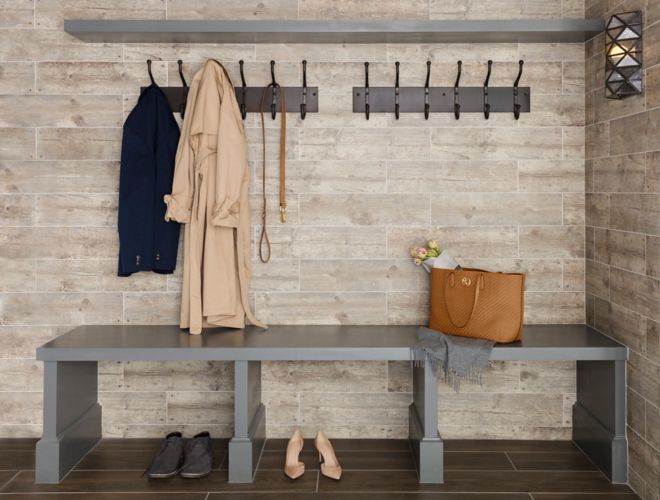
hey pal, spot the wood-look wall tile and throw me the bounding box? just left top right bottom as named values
left=594, top=228, right=646, bottom=274
left=0, top=63, right=35, bottom=94
left=609, top=110, right=651, bottom=156
left=592, top=154, right=646, bottom=193
left=610, top=193, right=660, bottom=236
left=648, top=236, right=660, bottom=279
left=35, top=0, right=165, bottom=28
left=0, top=292, right=122, bottom=326
left=248, top=194, right=299, bottom=226
left=387, top=291, right=429, bottom=325
left=300, top=259, right=428, bottom=292
left=99, top=361, right=123, bottom=391
left=629, top=426, right=660, bottom=495
left=300, top=0, right=428, bottom=20
left=594, top=297, right=647, bottom=360
left=585, top=53, right=604, bottom=94
left=611, top=267, right=660, bottom=322
left=37, top=62, right=166, bottom=95
left=36, top=259, right=167, bottom=292
left=245, top=125, right=299, bottom=160
left=460, top=258, right=564, bottom=292
left=0, top=0, right=33, bottom=28
left=628, top=351, right=660, bottom=409
left=0, top=95, right=123, bottom=128
left=563, top=193, right=585, bottom=225
left=300, top=194, right=430, bottom=226
left=523, top=291, right=585, bottom=323
left=585, top=193, right=610, bottom=228
left=37, top=128, right=121, bottom=161
left=387, top=361, right=412, bottom=393
left=431, top=127, right=562, bottom=160
left=0, top=194, right=34, bottom=226
left=627, top=387, right=647, bottom=438
left=262, top=391, right=300, bottom=425
left=647, top=151, right=660, bottom=193
left=262, top=361, right=387, bottom=393
left=0, top=160, right=118, bottom=194
left=519, top=361, right=576, bottom=393
left=250, top=259, right=299, bottom=292
left=104, top=423, right=233, bottom=438
left=429, top=0, right=562, bottom=19
left=124, top=361, right=233, bottom=392
left=521, top=94, right=584, bottom=126
left=0, top=128, right=35, bottom=160
left=253, top=159, right=387, bottom=195
left=0, top=227, right=117, bottom=259
left=386, top=43, right=518, bottom=64
left=519, top=226, right=585, bottom=258
left=438, top=361, right=521, bottom=394
left=562, top=126, right=585, bottom=159
left=0, top=326, right=61, bottom=358
left=167, top=391, right=233, bottom=425
left=100, top=391, right=166, bottom=425
left=438, top=393, right=564, bottom=427
left=0, top=359, right=42, bottom=391
left=518, top=43, right=583, bottom=62
left=0, top=257, right=35, bottom=292
left=585, top=122, right=609, bottom=160
left=35, top=193, right=117, bottom=226
left=562, top=61, right=585, bottom=95
left=586, top=258, right=610, bottom=299
left=300, top=392, right=410, bottom=427
left=0, top=392, right=42, bottom=425
left=256, top=292, right=387, bottom=325
left=300, top=128, right=430, bottom=161
left=168, top=0, right=298, bottom=19
left=123, top=293, right=181, bottom=325
left=387, top=226, right=518, bottom=259
left=518, top=160, right=584, bottom=193
left=647, top=398, right=660, bottom=450
left=432, top=193, right=562, bottom=226
left=0, top=29, right=122, bottom=62
left=388, top=160, right=517, bottom=193
left=255, top=226, right=385, bottom=259
left=563, top=259, right=585, bottom=291
left=647, top=64, right=660, bottom=110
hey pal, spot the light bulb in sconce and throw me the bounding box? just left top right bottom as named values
left=605, top=11, right=643, bottom=99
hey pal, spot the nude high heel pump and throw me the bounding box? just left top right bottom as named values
left=315, top=431, right=342, bottom=480
left=284, top=429, right=305, bottom=479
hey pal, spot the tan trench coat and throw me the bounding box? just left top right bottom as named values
left=164, top=60, right=266, bottom=334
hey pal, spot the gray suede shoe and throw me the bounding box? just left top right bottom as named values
left=180, top=431, right=214, bottom=478
left=146, top=432, right=184, bottom=479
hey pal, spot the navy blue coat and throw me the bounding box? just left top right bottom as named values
left=118, top=84, right=181, bottom=277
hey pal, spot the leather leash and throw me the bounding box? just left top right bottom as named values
left=258, top=83, right=286, bottom=264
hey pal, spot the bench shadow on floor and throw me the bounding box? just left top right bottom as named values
left=0, top=438, right=639, bottom=499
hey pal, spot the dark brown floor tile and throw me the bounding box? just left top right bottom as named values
left=257, top=450, right=415, bottom=471
left=444, top=440, right=579, bottom=453
left=444, top=452, right=513, bottom=470
left=264, top=439, right=410, bottom=452
left=508, top=452, right=597, bottom=471
left=0, top=494, right=207, bottom=499
left=208, top=494, right=532, bottom=499
left=76, top=448, right=225, bottom=471
left=317, top=470, right=634, bottom=494
left=0, top=450, right=34, bottom=470
left=0, top=472, right=19, bottom=491
left=2, top=470, right=316, bottom=494
left=0, top=439, right=37, bottom=451
left=531, top=495, right=640, bottom=499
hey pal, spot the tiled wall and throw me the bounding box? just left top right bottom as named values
left=0, top=2, right=584, bottom=441
left=585, top=1, right=660, bottom=498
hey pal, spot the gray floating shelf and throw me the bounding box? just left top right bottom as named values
left=64, top=19, right=604, bottom=44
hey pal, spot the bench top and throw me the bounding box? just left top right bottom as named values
left=37, top=324, right=626, bottom=362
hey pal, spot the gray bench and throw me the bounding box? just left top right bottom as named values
left=35, top=324, right=627, bottom=485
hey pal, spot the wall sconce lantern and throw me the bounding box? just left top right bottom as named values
left=605, top=11, right=643, bottom=99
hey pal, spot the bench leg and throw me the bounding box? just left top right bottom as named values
left=573, top=359, right=628, bottom=483
left=409, top=356, right=443, bottom=483
left=35, top=361, right=102, bottom=484
left=229, top=360, right=266, bottom=483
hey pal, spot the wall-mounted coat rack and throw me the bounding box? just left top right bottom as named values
left=142, top=60, right=318, bottom=119
left=354, top=60, right=530, bottom=119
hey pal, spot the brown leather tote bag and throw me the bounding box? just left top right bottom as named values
left=429, top=268, right=525, bottom=343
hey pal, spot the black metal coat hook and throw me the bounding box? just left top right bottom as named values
left=177, top=60, right=188, bottom=118
left=513, top=59, right=524, bottom=120
left=424, top=61, right=431, bottom=120
left=394, top=62, right=400, bottom=120
left=270, top=60, right=277, bottom=120
left=454, top=60, right=462, bottom=120
left=300, top=60, right=307, bottom=120
left=146, top=59, right=155, bottom=85
left=239, top=60, right=247, bottom=120
left=364, top=62, right=370, bottom=120
left=483, top=59, right=492, bottom=120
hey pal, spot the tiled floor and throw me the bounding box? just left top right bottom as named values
left=0, top=438, right=639, bottom=499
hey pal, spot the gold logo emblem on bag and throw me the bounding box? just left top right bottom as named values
left=461, top=277, right=472, bottom=286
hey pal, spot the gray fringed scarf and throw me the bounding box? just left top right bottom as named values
left=412, top=327, right=495, bottom=392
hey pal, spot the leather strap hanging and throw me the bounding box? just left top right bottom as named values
left=258, top=83, right=286, bottom=264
